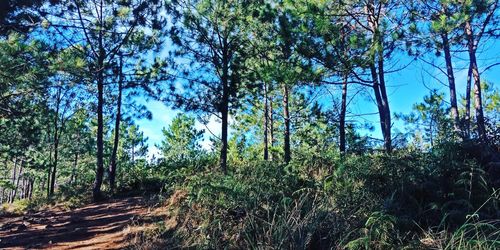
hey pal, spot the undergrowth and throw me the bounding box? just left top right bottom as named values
left=130, top=143, right=499, bottom=249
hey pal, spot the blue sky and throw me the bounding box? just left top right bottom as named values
left=136, top=38, right=500, bottom=159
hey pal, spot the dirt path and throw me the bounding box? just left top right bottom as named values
left=0, top=197, right=151, bottom=250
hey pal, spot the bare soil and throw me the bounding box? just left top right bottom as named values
left=0, top=197, right=150, bottom=250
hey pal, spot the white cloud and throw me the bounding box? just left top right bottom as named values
left=147, top=146, right=162, bottom=161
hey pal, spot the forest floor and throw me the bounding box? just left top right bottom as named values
left=0, top=196, right=157, bottom=249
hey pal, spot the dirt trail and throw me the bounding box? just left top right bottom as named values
left=0, top=197, right=150, bottom=250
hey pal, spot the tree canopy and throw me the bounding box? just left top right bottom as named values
left=1, top=0, right=499, bottom=249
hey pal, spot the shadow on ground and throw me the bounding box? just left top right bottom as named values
left=0, top=197, right=148, bottom=250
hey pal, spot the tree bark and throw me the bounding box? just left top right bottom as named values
left=21, top=177, right=25, bottom=199
left=11, top=160, right=23, bottom=203
left=441, top=32, right=460, bottom=135
left=28, top=178, right=34, bottom=200
left=45, top=124, right=52, bottom=198
left=109, top=55, right=123, bottom=193
left=367, top=0, right=391, bottom=153
left=269, top=96, right=274, bottom=159
left=377, top=50, right=392, bottom=153
left=283, top=84, right=291, bottom=164
left=464, top=64, right=473, bottom=138
left=93, top=0, right=105, bottom=201
left=93, top=64, right=105, bottom=201
left=49, top=131, right=59, bottom=196
left=49, top=87, right=61, bottom=197
left=219, top=41, right=229, bottom=174
left=339, top=75, right=348, bottom=154
left=371, top=63, right=391, bottom=153
left=46, top=165, right=51, bottom=198
left=263, top=81, right=269, bottom=161
left=220, top=82, right=229, bottom=174
left=464, top=20, right=487, bottom=142
left=10, top=158, right=17, bottom=203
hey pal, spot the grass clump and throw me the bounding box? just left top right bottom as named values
left=130, top=143, right=499, bottom=249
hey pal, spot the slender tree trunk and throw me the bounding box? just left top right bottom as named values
left=464, top=64, right=473, bottom=138
left=377, top=52, right=392, bottom=153
left=23, top=178, right=26, bottom=199
left=93, top=0, right=106, bottom=201
left=10, top=158, right=17, bottom=203
left=219, top=43, right=229, bottom=174
left=269, top=96, right=275, bottom=160
left=24, top=177, right=29, bottom=199
left=263, top=82, right=269, bottom=161
left=464, top=20, right=487, bottom=142
left=441, top=32, right=460, bottom=135
left=46, top=166, right=51, bottom=198
left=21, top=178, right=26, bottom=199
left=371, top=64, right=391, bottom=153
left=430, top=115, right=435, bottom=148
left=270, top=97, right=274, bottom=144
left=220, top=83, right=229, bottom=174
left=339, top=26, right=349, bottom=155
left=28, top=178, right=34, bottom=200
left=93, top=67, right=105, bottom=200
left=93, top=48, right=105, bottom=201
left=367, top=0, right=391, bottom=153
left=50, top=112, right=60, bottom=197
left=339, top=75, right=348, bottom=154
left=40, top=171, right=45, bottom=198
left=46, top=124, right=52, bottom=198
left=283, top=84, right=291, bottom=164
left=2, top=158, right=6, bottom=202
left=109, top=56, right=123, bottom=193
left=11, top=160, right=23, bottom=203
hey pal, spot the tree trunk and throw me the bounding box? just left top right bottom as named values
left=93, top=48, right=105, bottom=201
left=49, top=108, right=60, bottom=197
left=219, top=43, right=229, bottom=174
left=377, top=51, right=392, bottom=153
left=464, top=64, right=473, bottom=138
left=269, top=96, right=274, bottom=160
left=371, top=64, right=391, bottom=153
left=109, top=56, right=123, bottom=193
left=40, top=170, right=45, bottom=198
left=21, top=178, right=25, bottom=199
left=28, top=178, right=34, bottom=200
left=11, top=160, right=23, bottom=203
left=46, top=165, right=51, bottom=198
left=10, top=158, right=17, bottom=203
left=441, top=32, right=460, bottom=135
left=339, top=75, right=348, bottom=154
left=283, top=84, right=291, bottom=164
left=46, top=125, right=52, bottom=198
left=93, top=70, right=105, bottom=201
left=367, top=0, right=391, bottom=153
left=220, top=104, right=228, bottom=174
left=93, top=1, right=106, bottom=201
left=263, top=82, right=269, bottom=161
left=464, top=20, right=487, bottom=142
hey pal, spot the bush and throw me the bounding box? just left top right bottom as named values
left=128, top=141, right=499, bottom=249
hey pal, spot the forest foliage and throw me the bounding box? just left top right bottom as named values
left=1, top=0, right=500, bottom=249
